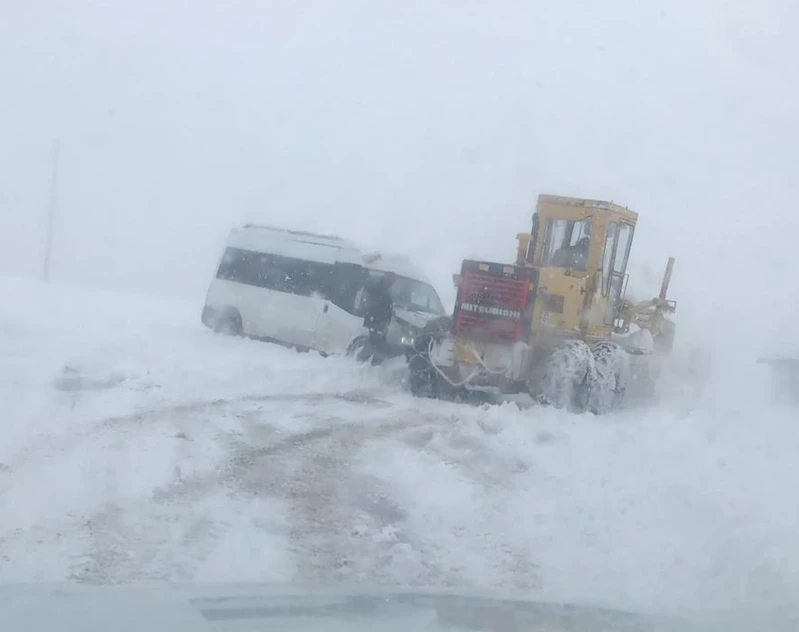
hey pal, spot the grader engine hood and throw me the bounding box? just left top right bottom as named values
left=453, top=260, right=538, bottom=344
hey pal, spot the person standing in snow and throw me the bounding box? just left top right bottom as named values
left=359, top=272, right=396, bottom=365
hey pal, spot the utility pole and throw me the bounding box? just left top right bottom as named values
left=43, top=139, right=60, bottom=283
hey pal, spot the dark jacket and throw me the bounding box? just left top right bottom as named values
left=362, top=279, right=393, bottom=331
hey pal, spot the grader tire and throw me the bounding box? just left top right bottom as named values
left=538, top=340, right=595, bottom=412
left=586, top=341, right=630, bottom=415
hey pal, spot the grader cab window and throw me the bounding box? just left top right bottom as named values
left=614, top=223, right=633, bottom=273
left=601, top=221, right=635, bottom=324
left=601, top=222, right=634, bottom=294
left=601, top=223, right=617, bottom=295
left=542, top=219, right=592, bottom=270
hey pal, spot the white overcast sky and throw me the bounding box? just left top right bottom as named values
left=1, top=0, right=797, bottom=350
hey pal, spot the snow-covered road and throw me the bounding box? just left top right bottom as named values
left=2, top=277, right=798, bottom=617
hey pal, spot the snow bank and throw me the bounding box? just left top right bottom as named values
left=356, top=388, right=799, bottom=615
left=1, top=276, right=390, bottom=458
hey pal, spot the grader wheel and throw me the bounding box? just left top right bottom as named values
left=586, top=341, right=630, bottom=414
left=537, top=340, right=595, bottom=412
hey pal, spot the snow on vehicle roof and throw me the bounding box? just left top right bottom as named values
left=239, top=224, right=353, bottom=246
left=226, top=226, right=359, bottom=265
left=229, top=224, right=433, bottom=284
left=241, top=224, right=343, bottom=241
left=363, top=253, right=433, bottom=285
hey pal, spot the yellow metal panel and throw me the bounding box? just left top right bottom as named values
left=536, top=193, right=638, bottom=223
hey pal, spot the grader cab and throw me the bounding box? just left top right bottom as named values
left=513, top=195, right=676, bottom=348
left=408, top=194, right=677, bottom=413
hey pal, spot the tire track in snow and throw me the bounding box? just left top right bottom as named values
left=63, top=395, right=417, bottom=584
left=234, top=416, right=431, bottom=585
left=66, top=398, right=476, bottom=586
left=68, top=502, right=235, bottom=584
left=221, top=406, right=540, bottom=588
left=1, top=388, right=391, bottom=475
left=12, top=389, right=541, bottom=588
left=374, top=414, right=541, bottom=589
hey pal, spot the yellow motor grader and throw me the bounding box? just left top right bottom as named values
left=407, top=194, right=677, bottom=413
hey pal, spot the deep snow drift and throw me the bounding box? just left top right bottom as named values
left=2, top=276, right=797, bottom=619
